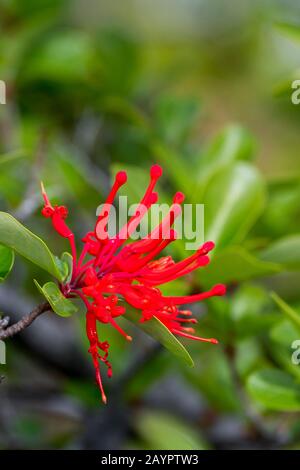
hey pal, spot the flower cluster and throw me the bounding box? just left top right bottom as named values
left=41, top=165, right=226, bottom=403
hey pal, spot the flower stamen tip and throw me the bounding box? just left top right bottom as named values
left=173, top=191, right=185, bottom=204
left=212, top=284, right=227, bottom=296
left=202, top=241, right=215, bottom=254
left=116, top=171, right=127, bottom=185
left=102, top=393, right=107, bottom=405
left=150, top=164, right=163, bottom=179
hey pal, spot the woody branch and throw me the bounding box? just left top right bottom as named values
left=0, top=302, right=51, bottom=340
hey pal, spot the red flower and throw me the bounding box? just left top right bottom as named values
left=41, top=165, right=226, bottom=404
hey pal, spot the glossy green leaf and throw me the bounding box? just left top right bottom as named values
left=193, top=125, right=256, bottom=200
left=0, top=244, right=14, bottom=282
left=230, top=284, right=277, bottom=338
left=270, top=320, right=300, bottom=348
left=262, top=177, right=300, bottom=237
left=0, top=212, right=63, bottom=280
left=124, top=309, right=194, bottom=367
left=260, top=235, right=300, bottom=270
left=135, top=411, right=208, bottom=450
left=34, top=280, right=77, bottom=317
left=60, top=252, right=73, bottom=284
left=275, top=22, right=300, bottom=42
left=247, top=369, right=300, bottom=411
left=271, top=292, right=300, bottom=332
left=235, top=338, right=265, bottom=379
left=203, top=163, right=266, bottom=249
left=201, top=246, right=281, bottom=287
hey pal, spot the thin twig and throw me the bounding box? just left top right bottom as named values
left=0, top=302, right=51, bottom=340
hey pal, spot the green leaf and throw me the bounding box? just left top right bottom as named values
left=260, top=235, right=300, bottom=270
left=273, top=73, right=300, bottom=98
left=201, top=246, right=281, bottom=287
left=135, top=410, right=208, bottom=450
left=193, top=125, right=256, bottom=201
left=247, top=369, right=300, bottom=411
left=0, top=150, right=26, bottom=166
left=153, top=94, right=200, bottom=146
left=34, top=280, right=77, bottom=317
left=95, top=31, right=139, bottom=95
left=235, top=338, right=265, bottom=379
left=60, top=252, right=73, bottom=283
left=203, top=124, right=256, bottom=165
left=269, top=320, right=300, bottom=381
left=56, top=151, right=103, bottom=209
left=101, top=96, right=147, bottom=127
left=271, top=292, right=300, bottom=333
left=231, top=284, right=277, bottom=338
left=23, top=30, right=95, bottom=83
left=275, top=22, right=300, bottom=42
left=0, top=212, right=63, bottom=280
left=124, top=309, right=194, bottom=367
left=0, top=244, right=14, bottom=282
left=262, top=177, right=300, bottom=237
left=185, top=348, right=240, bottom=412
left=203, top=163, right=266, bottom=250
left=270, top=320, right=300, bottom=348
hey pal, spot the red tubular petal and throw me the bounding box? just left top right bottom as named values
left=138, top=256, right=210, bottom=286
left=52, top=212, right=73, bottom=238
left=113, top=166, right=162, bottom=245
left=120, top=235, right=176, bottom=274
left=94, top=361, right=107, bottom=404
left=163, top=284, right=227, bottom=305
left=106, top=171, right=128, bottom=205
left=136, top=244, right=210, bottom=281
left=140, top=165, right=163, bottom=205
left=149, top=195, right=183, bottom=240
left=86, top=311, right=109, bottom=404
left=95, top=171, right=128, bottom=240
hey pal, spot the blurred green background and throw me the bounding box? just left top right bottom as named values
left=1, top=0, right=300, bottom=450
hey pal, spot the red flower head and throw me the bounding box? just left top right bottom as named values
left=41, top=165, right=226, bottom=404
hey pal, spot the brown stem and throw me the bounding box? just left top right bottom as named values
left=0, top=302, right=51, bottom=340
